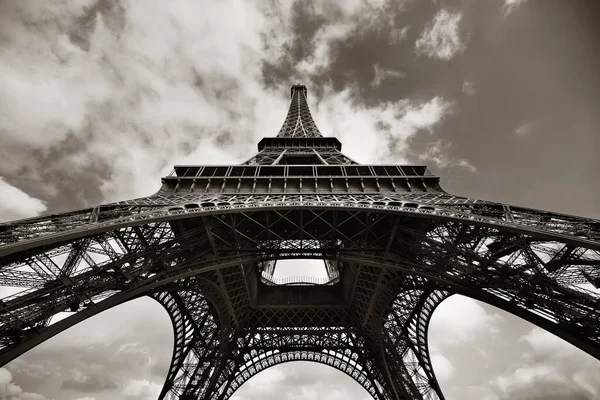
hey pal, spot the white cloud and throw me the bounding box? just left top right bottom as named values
left=273, top=259, right=329, bottom=281
left=315, top=87, right=452, bottom=163
left=520, top=328, right=595, bottom=362
left=122, top=379, right=161, bottom=400
left=494, top=364, right=556, bottom=392
left=0, top=177, right=47, bottom=222
left=503, top=0, right=528, bottom=16
left=401, top=97, right=452, bottom=129
left=429, top=295, right=502, bottom=346
left=430, top=353, right=456, bottom=382
left=371, top=64, right=406, bottom=87
left=0, top=368, right=49, bottom=400
left=296, top=22, right=354, bottom=76
left=389, top=26, right=410, bottom=44
left=241, top=366, right=285, bottom=392
left=290, top=2, right=409, bottom=77
left=416, top=9, right=466, bottom=60
left=417, top=140, right=477, bottom=173
left=488, top=327, right=600, bottom=399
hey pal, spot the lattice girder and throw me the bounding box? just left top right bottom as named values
left=1, top=207, right=599, bottom=343
left=0, top=205, right=599, bottom=400
left=150, top=276, right=238, bottom=400
left=2, top=193, right=598, bottom=251
left=276, top=85, right=322, bottom=138
left=156, top=282, right=447, bottom=400
left=381, top=288, right=450, bottom=400
left=211, top=329, right=391, bottom=400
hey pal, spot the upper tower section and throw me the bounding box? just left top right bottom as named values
left=163, top=83, right=442, bottom=193
left=276, top=84, right=323, bottom=138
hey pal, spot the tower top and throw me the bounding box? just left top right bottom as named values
left=277, top=84, right=322, bottom=138
left=291, top=84, right=307, bottom=98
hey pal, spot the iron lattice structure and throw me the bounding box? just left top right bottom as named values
left=1, top=85, right=599, bottom=400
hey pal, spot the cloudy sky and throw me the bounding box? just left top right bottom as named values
left=1, top=0, right=600, bottom=399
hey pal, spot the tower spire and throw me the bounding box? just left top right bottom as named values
left=276, top=84, right=323, bottom=138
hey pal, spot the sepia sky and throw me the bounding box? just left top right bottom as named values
left=0, top=0, right=599, bottom=399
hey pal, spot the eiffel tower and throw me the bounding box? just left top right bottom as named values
left=0, top=84, right=599, bottom=400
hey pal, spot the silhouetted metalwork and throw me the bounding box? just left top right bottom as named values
left=0, top=84, right=599, bottom=400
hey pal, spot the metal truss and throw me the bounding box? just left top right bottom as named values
left=276, top=85, right=322, bottom=138
left=0, top=84, right=599, bottom=399
left=1, top=204, right=598, bottom=399
left=243, top=147, right=356, bottom=165
left=152, top=276, right=449, bottom=400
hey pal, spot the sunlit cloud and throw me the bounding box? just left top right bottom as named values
left=503, top=0, right=529, bottom=16
left=416, top=9, right=466, bottom=60
left=0, top=178, right=47, bottom=222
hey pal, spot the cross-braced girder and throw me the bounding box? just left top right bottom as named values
left=210, top=328, right=392, bottom=400
left=152, top=275, right=450, bottom=400
left=1, top=84, right=599, bottom=399
left=276, top=85, right=322, bottom=139
left=1, top=205, right=599, bottom=399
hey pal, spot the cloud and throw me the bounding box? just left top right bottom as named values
left=60, top=371, right=117, bottom=392
left=514, top=121, right=535, bottom=136
left=315, top=87, right=452, bottom=163
left=0, top=0, right=291, bottom=205
left=122, top=379, right=161, bottom=400
left=6, top=297, right=171, bottom=400
left=429, top=295, right=502, bottom=346
left=389, top=26, right=410, bottom=44
left=0, top=177, right=47, bottom=222
left=371, top=63, right=406, bottom=87
left=417, top=140, right=478, bottom=172
left=416, top=9, right=466, bottom=60
left=296, top=22, right=354, bottom=77
left=430, top=353, right=456, bottom=382
left=0, top=368, right=49, bottom=400
left=273, top=259, right=329, bottom=280
left=488, top=328, right=600, bottom=399
left=292, top=2, right=402, bottom=77
left=461, top=79, right=476, bottom=95
left=503, top=0, right=528, bottom=16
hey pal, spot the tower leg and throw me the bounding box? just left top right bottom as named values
left=378, top=289, right=449, bottom=400
left=153, top=286, right=230, bottom=400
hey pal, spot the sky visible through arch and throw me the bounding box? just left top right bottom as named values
left=0, top=0, right=599, bottom=399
